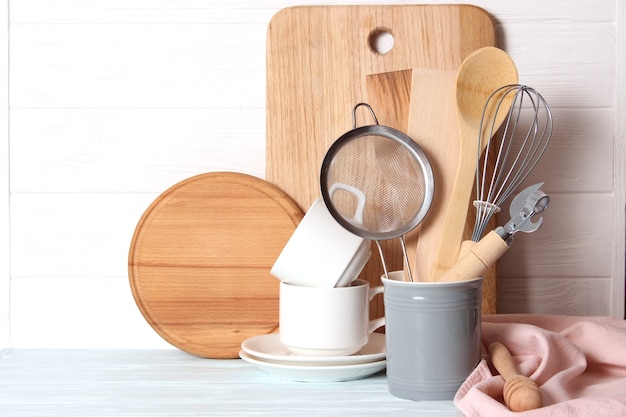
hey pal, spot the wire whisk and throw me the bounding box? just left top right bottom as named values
left=472, top=84, right=553, bottom=241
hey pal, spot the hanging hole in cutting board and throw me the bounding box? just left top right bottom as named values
left=368, top=29, right=394, bottom=55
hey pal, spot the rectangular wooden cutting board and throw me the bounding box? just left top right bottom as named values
left=266, top=5, right=497, bottom=314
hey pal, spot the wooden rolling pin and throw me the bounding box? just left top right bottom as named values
left=488, top=342, right=543, bottom=412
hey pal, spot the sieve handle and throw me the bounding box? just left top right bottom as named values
left=436, top=230, right=509, bottom=282
left=328, top=182, right=366, bottom=223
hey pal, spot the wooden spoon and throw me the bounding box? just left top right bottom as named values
left=489, top=342, right=543, bottom=412
left=429, top=47, right=518, bottom=282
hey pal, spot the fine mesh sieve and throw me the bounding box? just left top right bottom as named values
left=320, top=103, right=434, bottom=281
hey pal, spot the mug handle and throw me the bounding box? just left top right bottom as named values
left=328, top=182, right=366, bottom=223
left=368, top=285, right=385, bottom=333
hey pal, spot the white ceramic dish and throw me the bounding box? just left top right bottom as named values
left=240, top=332, right=385, bottom=366
left=239, top=351, right=386, bottom=382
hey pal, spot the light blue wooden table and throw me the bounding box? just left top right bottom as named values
left=0, top=349, right=465, bottom=416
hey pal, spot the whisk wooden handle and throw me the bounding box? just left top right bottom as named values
left=436, top=231, right=508, bottom=282
left=458, top=239, right=476, bottom=258
left=488, top=342, right=543, bottom=412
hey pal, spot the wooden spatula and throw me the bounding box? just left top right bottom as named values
left=406, top=69, right=459, bottom=282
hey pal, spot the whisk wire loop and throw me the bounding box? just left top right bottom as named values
left=472, top=84, right=552, bottom=241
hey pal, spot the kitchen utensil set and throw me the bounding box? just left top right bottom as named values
left=428, top=47, right=519, bottom=283
left=266, top=4, right=498, bottom=314
left=317, top=48, right=552, bottom=284
left=129, top=10, right=554, bottom=393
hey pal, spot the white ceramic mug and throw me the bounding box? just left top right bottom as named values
left=270, top=195, right=371, bottom=288
left=279, top=279, right=385, bottom=356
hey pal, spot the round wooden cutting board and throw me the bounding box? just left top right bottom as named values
left=128, top=172, right=304, bottom=358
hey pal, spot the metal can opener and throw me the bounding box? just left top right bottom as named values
left=496, top=182, right=550, bottom=245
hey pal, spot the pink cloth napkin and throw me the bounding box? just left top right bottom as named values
left=455, top=314, right=626, bottom=417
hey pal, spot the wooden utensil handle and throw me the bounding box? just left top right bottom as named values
left=458, top=239, right=476, bottom=258
left=488, top=341, right=519, bottom=379
left=436, top=231, right=508, bottom=282
left=488, top=342, right=543, bottom=412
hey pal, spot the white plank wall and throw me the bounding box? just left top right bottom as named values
left=0, top=1, right=9, bottom=348
left=1, top=0, right=624, bottom=348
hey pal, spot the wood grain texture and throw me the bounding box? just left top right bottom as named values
left=365, top=70, right=412, bottom=134
left=365, top=69, right=413, bottom=283
left=128, top=172, right=304, bottom=358
left=0, top=349, right=466, bottom=417
left=438, top=231, right=509, bottom=283
left=266, top=5, right=496, bottom=318
left=488, top=342, right=543, bottom=412
left=267, top=4, right=496, bottom=209
left=406, top=69, right=460, bottom=283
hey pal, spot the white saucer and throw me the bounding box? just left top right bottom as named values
left=240, top=333, right=386, bottom=366
left=239, top=351, right=386, bottom=382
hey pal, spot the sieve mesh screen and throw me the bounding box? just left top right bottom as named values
left=323, top=133, right=428, bottom=238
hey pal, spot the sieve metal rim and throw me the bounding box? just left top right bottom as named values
left=319, top=124, right=435, bottom=241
